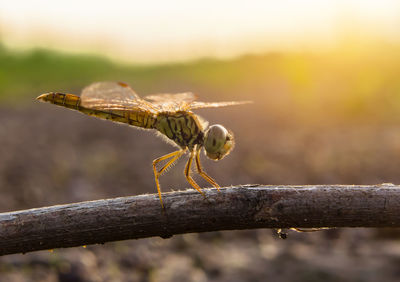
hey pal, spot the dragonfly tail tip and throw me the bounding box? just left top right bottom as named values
left=36, top=94, right=46, bottom=101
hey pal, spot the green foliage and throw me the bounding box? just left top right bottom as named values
left=1, top=42, right=400, bottom=121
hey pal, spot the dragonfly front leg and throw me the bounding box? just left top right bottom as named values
left=153, top=149, right=186, bottom=208
left=184, top=150, right=206, bottom=197
left=195, top=149, right=220, bottom=191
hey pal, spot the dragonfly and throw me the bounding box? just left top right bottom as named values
left=36, top=81, right=251, bottom=208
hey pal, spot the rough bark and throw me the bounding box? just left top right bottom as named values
left=1, top=184, right=399, bottom=256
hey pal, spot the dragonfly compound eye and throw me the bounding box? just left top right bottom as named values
left=204, top=124, right=235, bottom=160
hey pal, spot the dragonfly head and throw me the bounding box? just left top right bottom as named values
left=204, top=124, right=234, bottom=161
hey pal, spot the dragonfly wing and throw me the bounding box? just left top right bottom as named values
left=144, top=92, right=197, bottom=111
left=144, top=92, right=197, bottom=103
left=189, top=100, right=253, bottom=110
left=80, top=81, right=157, bottom=112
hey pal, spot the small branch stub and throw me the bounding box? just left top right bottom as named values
left=0, top=184, right=399, bottom=256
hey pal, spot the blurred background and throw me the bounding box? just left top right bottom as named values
left=1, top=0, right=400, bottom=281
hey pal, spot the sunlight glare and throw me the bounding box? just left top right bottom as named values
left=0, top=0, right=399, bottom=62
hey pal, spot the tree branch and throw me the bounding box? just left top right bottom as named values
left=1, top=184, right=399, bottom=256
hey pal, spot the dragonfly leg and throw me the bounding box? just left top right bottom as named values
left=184, top=150, right=206, bottom=197
left=195, top=150, right=221, bottom=191
left=158, top=149, right=186, bottom=176
left=153, top=149, right=186, bottom=208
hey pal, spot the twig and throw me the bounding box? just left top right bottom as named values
left=1, top=184, right=399, bottom=256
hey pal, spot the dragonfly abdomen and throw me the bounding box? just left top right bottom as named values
left=37, top=92, right=82, bottom=110
left=155, top=112, right=204, bottom=149
left=36, top=92, right=156, bottom=129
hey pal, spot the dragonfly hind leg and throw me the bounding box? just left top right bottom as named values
left=153, top=149, right=186, bottom=208
left=195, top=150, right=221, bottom=191
left=184, top=150, right=206, bottom=197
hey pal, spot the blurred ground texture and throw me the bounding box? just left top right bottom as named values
left=1, top=43, right=400, bottom=281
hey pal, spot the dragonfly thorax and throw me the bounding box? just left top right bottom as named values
left=154, top=111, right=205, bottom=150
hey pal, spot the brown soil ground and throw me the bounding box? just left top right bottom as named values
left=1, top=98, right=400, bottom=281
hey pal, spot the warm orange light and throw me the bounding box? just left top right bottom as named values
left=0, top=0, right=399, bottom=63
